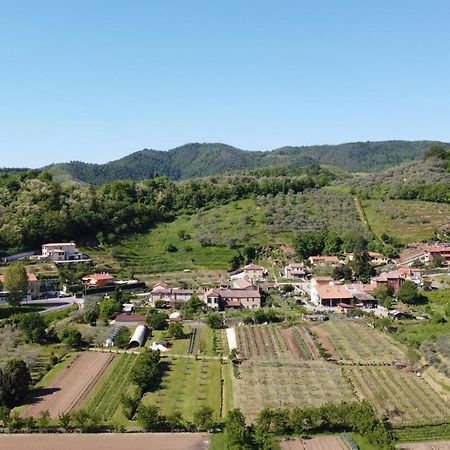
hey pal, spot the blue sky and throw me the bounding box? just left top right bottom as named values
left=1, top=0, right=450, bottom=167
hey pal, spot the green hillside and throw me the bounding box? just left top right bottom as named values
left=44, top=140, right=449, bottom=184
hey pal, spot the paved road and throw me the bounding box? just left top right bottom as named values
left=24, top=296, right=79, bottom=314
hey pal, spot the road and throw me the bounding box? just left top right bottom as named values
left=23, top=296, right=79, bottom=314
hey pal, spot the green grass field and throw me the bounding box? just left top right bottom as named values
left=84, top=353, right=139, bottom=424
left=142, top=357, right=223, bottom=422
left=362, top=198, right=450, bottom=243
left=110, top=198, right=291, bottom=274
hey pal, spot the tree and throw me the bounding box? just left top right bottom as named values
left=423, top=143, right=447, bottom=160
left=72, top=409, right=101, bottom=433
left=0, top=359, right=32, bottom=407
left=166, top=322, right=185, bottom=339
left=114, top=327, right=131, bottom=348
left=183, top=294, right=205, bottom=316
left=373, top=284, right=395, bottom=308
left=84, top=309, right=98, bottom=326
left=99, top=297, right=121, bottom=322
left=146, top=310, right=168, bottom=330
left=224, top=409, right=254, bottom=450
left=193, top=406, right=214, bottom=430
left=431, top=255, right=446, bottom=268
left=59, top=328, right=83, bottom=348
left=206, top=313, right=223, bottom=329
left=351, top=250, right=374, bottom=282
left=332, top=264, right=353, bottom=281
left=58, top=412, right=72, bottom=430
left=18, top=313, right=47, bottom=343
left=3, top=263, right=28, bottom=307
left=136, top=405, right=166, bottom=431
left=397, top=281, right=425, bottom=305
left=294, top=230, right=325, bottom=259
left=130, top=350, right=163, bottom=393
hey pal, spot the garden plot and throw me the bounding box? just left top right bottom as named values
left=22, top=352, right=115, bottom=419
left=233, top=361, right=355, bottom=423
left=84, top=353, right=139, bottom=422
left=314, top=320, right=405, bottom=364
left=345, top=366, right=450, bottom=426
left=142, top=357, right=222, bottom=421
left=280, top=326, right=320, bottom=360
left=235, top=325, right=290, bottom=361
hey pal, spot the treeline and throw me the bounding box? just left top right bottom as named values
left=0, top=169, right=330, bottom=254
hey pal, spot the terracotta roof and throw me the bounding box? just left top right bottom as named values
left=310, top=256, right=340, bottom=263
left=233, top=279, right=255, bottom=289
left=225, top=300, right=241, bottom=307
left=83, top=273, right=114, bottom=281
left=287, top=263, right=305, bottom=268
left=368, top=252, right=386, bottom=258
left=115, top=314, right=146, bottom=323
left=315, top=285, right=353, bottom=300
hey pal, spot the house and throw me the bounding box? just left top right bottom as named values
left=368, top=252, right=390, bottom=266
left=232, top=279, right=258, bottom=290
left=204, top=287, right=262, bottom=310
left=310, top=276, right=334, bottom=287
left=308, top=255, right=340, bottom=267
left=345, top=286, right=378, bottom=308
left=395, top=247, right=429, bottom=266
left=0, top=272, right=40, bottom=300
left=310, top=284, right=354, bottom=307
left=242, top=264, right=266, bottom=281
left=336, top=303, right=355, bottom=314
left=427, top=245, right=450, bottom=264
left=283, top=262, right=308, bottom=279
left=82, top=273, right=115, bottom=287
left=150, top=284, right=196, bottom=304
left=371, top=271, right=405, bottom=294
left=42, top=243, right=85, bottom=263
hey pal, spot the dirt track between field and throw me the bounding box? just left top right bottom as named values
left=310, top=325, right=338, bottom=360
left=22, top=352, right=115, bottom=419
left=281, top=435, right=348, bottom=450
left=0, top=433, right=210, bottom=450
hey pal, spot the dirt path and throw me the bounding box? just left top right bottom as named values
left=0, top=433, right=210, bottom=450
left=22, top=352, right=115, bottom=419
left=281, top=436, right=348, bottom=450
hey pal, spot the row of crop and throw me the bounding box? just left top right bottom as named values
left=291, top=328, right=313, bottom=360
left=187, top=328, right=197, bottom=354
left=85, top=354, right=138, bottom=420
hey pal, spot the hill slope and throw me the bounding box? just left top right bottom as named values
left=44, top=140, right=448, bottom=184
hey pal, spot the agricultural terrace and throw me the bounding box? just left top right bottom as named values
left=313, top=320, right=405, bottom=365
left=84, top=353, right=139, bottom=423
left=345, top=366, right=450, bottom=426
left=361, top=199, right=450, bottom=244
left=142, top=357, right=223, bottom=422
left=22, top=352, right=115, bottom=419
left=233, top=361, right=355, bottom=423
left=235, top=325, right=319, bottom=361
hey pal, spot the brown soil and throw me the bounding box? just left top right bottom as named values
left=297, top=327, right=320, bottom=359
left=0, top=433, right=210, bottom=450
left=22, top=352, right=115, bottom=419
left=310, top=325, right=338, bottom=360
left=281, top=436, right=348, bottom=450
left=397, top=442, right=450, bottom=450
left=280, top=328, right=306, bottom=359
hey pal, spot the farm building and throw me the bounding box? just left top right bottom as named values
left=311, top=284, right=354, bottom=307
left=104, top=325, right=123, bottom=347
left=115, top=314, right=146, bottom=326
left=150, top=283, right=200, bottom=304
left=128, top=325, right=149, bottom=348
left=230, top=264, right=266, bottom=282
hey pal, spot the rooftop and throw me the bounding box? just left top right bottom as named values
left=315, top=284, right=353, bottom=300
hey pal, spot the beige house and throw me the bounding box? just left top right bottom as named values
left=42, top=243, right=83, bottom=262
left=0, top=272, right=40, bottom=300
left=242, top=264, right=266, bottom=281
left=204, top=287, right=261, bottom=309
left=283, top=262, right=307, bottom=279
left=308, top=256, right=340, bottom=267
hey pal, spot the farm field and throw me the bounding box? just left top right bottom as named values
left=84, top=353, right=139, bottom=423
left=235, top=324, right=319, bottom=361
left=313, top=320, right=405, bottom=364
left=0, top=433, right=210, bottom=450
left=345, top=366, right=450, bottom=426
left=21, top=352, right=115, bottom=419
left=361, top=199, right=450, bottom=244
left=142, top=357, right=223, bottom=421
left=233, top=361, right=355, bottom=422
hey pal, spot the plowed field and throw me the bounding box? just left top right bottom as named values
left=22, top=352, right=115, bottom=419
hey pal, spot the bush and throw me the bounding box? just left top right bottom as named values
left=206, top=314, right=224, bottom=329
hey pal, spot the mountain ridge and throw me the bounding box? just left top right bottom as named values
left=6, top=140, right=450, bottom=184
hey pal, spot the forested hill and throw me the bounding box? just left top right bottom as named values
left=43, top=140, right=448, bottom=184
